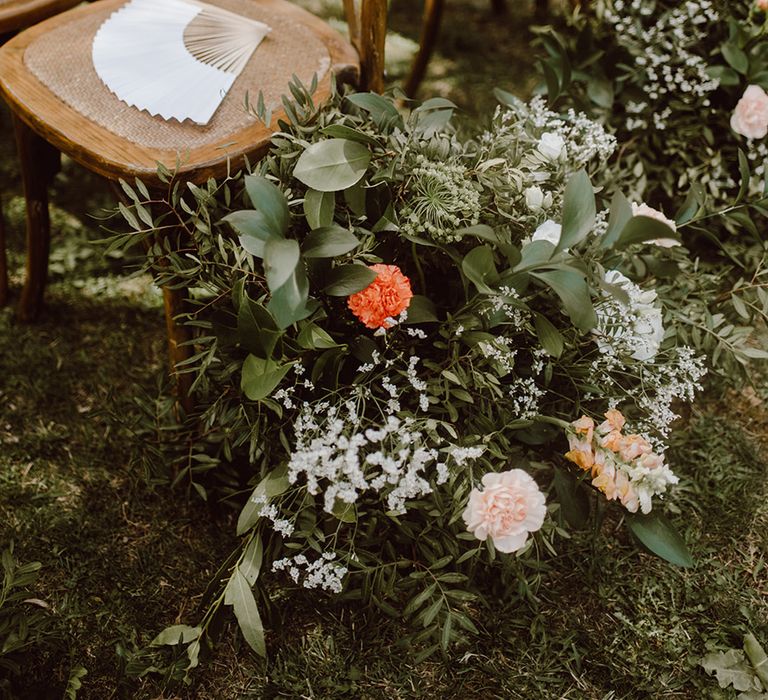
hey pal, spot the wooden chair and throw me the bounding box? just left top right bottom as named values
left=403, top=0, right=548, bottom=97
left=0, top=0, right=387, bottom=411
left=0, top=0, right=82, bottom=307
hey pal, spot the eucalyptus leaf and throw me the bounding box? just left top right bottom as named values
left=303, top=189, right=335, bottom=229
left=293, top=139, right=371, bottom=192
left=323, top=264, right=378, bottom=296
left=243, top=175, right=289, bottom=236
left=462, top=246, right=500, bottom=292
left=237, top=295, right=282, bottom=359
left=263, top=238, right=300, bottom=292
left=241, top=355, right=293, bottom=401
left=615, top=215, right=680, bottom=249
left=531, top=268, right=597, bottom=331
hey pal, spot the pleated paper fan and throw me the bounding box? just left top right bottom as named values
left=92, top=0, right=271, bottom=125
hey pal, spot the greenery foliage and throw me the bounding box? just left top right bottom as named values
left=99, top=78, right=765, bottom=673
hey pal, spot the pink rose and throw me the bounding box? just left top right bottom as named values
left=462, top=469, right=546, bottom=553
left=731, top=85, right=768, bottom=139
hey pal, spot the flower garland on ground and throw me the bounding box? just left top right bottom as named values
left=112, top=83, right=721, bottom=676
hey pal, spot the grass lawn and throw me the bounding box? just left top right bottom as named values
left=1, top=1, right=767, bottom=698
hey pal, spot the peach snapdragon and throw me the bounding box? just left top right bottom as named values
left=563, top=409, right=678, bottom=513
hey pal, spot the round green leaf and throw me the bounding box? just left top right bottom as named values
left=293, top=139, right=371, bottom=192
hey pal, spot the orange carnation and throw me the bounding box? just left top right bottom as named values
left=347, top=264, right=413, bottom=329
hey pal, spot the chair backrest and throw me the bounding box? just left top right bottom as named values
left=342, top=0, right=387, bottom=93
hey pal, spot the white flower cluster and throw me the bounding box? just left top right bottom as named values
left=287, top=355, right=483, bottom=514
left=523, top=96, right=618, bottom=167
left=634, top=347, right=707, bottom=439
left=603, top=0, right=720, bottom=130
left=594, top=270, right=665, bottom=361
left=254, top=498, right=295, bottom=538
left=271, top=552, right=348, bottom=593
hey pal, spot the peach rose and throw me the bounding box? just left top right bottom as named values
left=758, top=0, right=768, bottom=12
left=347, top=264, right=413, bottom=329
left=462, top=469, right=546, bottom=553
left=731, top=85, right=768, bottom=139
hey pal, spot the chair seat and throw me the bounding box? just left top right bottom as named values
left=0, top=0, right=80, bottom=34
left=0, top=0, right=358, bottom=186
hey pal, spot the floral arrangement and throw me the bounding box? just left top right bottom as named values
left=113, top=82, right=717, bottom=677
left=534, top=0, right=768, bottom=377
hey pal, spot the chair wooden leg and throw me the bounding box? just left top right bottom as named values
left=13, top=115, right=56, bottom=322
left=535, top=0, right=548, bottom=21
left=404, top=0, right=445, bottom=98
left=0, top=197, right=7, bottom=307
left=358, top=0, right=388, bottom=93
left=162, top=285, right=195, bottom=415
left=491, top=0, right=507, bottom=15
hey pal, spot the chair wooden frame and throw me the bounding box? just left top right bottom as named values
left=0, top=0, right=82, bottom=307
left=0, top=0, right=387, bottom=410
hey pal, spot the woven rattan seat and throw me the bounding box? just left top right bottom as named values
left=0, top=0, right=386, bottom=409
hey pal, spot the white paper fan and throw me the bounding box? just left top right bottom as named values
left=92, top=0, right=271, bottom=125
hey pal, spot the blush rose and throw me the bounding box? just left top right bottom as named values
left=462, top=469, right=547, bottom=553
left=731, top=85, right=768, bottom=139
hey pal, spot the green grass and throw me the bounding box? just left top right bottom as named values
left=1, top=1, right=767, bottom=697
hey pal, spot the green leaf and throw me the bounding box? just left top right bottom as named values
left=531, top=268, right=597, bottom=331
left=626, top=512, right=693, bottom=567
left=323, top=264, right=378, bottom=296
left=600, top=191, right=633, bottom=249
left=320, top=124, right=380, bottom=146
left=533, top=313, right=564, bottom=358
left=226, top=568, right=266, bottom=657
left=614, top=216, right=680, bottom=249
left=241, top=355, right=293, bottom=401
left=736, top=149, right=751, bottom=205
left=674, top=184, right=705, bottom=225
left=237, top=466, right=291, bottom=535
left=301, top=226, right=360, bottom=258
left=701, top=649, right=763, bottom=692
left=151, top=625, right=202, bottom=646
left=303, top=189, right=335, bottom=229
left=722, top=43, right=749, bottom=74
left=552, top=467, right=590, bottom=529
left=238, top=296, right=282, bottom=359
left=404, top=582, right=437, bottom=618
left=403, top=295, right=438, bottom=324
left=586, top=77, right=614, bottom=109
left=240, top=536, right=264, bottom=586
left=267, top=265, right=311, bottom=329
left=744, top=632, right=768, bottom=689
left=244, top=175, right=289, bottom=237
left=331, top=499, right=357, bottom=523
left=223, top=210, right=279, bottom=258
left=263, top=238, right=300, bottom=292
left=346, top=92, right=402, bottom=129
left=557, top=170, right=596, bottom=253
left=293, top=139, right=371, bottom=192
left=297, top=323, right=343, bottom=350
left=462, top=246, right=500, bottom=292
